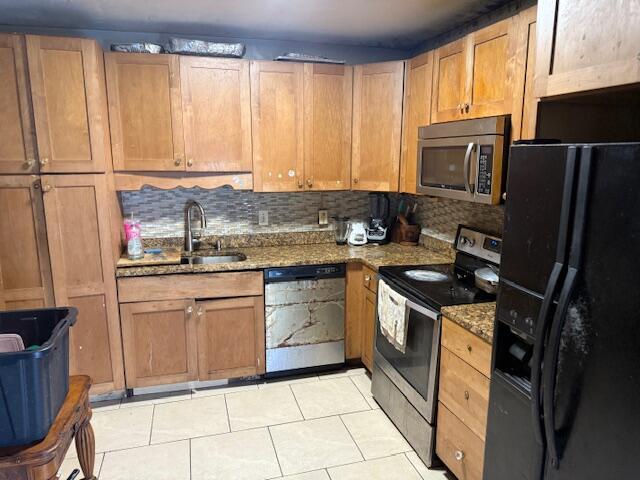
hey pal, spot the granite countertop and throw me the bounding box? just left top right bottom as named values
left=441, top=302, right=496, bottom=344
left=116, top=242, right=455, bottom=278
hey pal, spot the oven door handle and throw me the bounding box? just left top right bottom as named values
left=463, top=142, right=475, bottom=194
left=405, top=298, right=439, bottom=320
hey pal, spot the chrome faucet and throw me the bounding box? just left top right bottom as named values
left=184, top=200, right=207, bottom=252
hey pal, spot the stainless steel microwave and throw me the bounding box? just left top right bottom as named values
left=416, top=115, right=509, bottom=204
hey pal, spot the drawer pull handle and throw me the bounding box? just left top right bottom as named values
left=364, top=275, right=371, bottom=282
left=464, top=390, right=470, bottom=400
left=467, top=344, right=472, bottom=353
left=455, top=450, right=465, bottom=461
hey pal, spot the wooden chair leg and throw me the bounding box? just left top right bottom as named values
left=75, top=420, right=97, bottom=480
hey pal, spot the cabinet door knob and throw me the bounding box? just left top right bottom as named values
left=40, top=157, right=49, bottom=167
left=467, top=344, right=473, bottom=353
left=464, top=390, right=470, bottom=400
left=464, top=103, right=470, bottom=113
left=187, top=158, right=194, bottom=167
left=42, top=184, right=52, bottom=193
left=455, top=450, right=465, bottom=461
left=25, top=158, right=36, bottom=169
left=364, top=275, right=371, bottom=282
left=197, top=307, right=203, bottom=316
left=175, top=158, right=182, bottom=166
left=353, top=178, right=359, bottom=184
left=306, top=178, right=313, bottom=187
left=186, top=306, right=193, bottom=314
left=297, top=180, right=304, bottom=188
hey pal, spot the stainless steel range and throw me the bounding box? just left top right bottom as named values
left=372, top=226, right=501, bottom=466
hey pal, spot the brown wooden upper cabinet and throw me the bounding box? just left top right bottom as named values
left=250, top=61, right=305, bottom=192
left=303, top=63, right=353, bottom=191
left=400, top=52, right=433, bottom=194
left=180, top=56, right=252, bottom=172
left=41, top=174, right=124, bottom=394
left=105, top=53, right=185, bottom=171
left=511, top=5, right=538, bottom=141
left=0, top=34, right=38, bottom=174
left=432, top=17, right=516, bottom=123
left=0, top=175, right=53, bottom=310
left=352, top=61, right=404, bottom=192
left=535, top=0, right=640, bottom=98
left=26, top=35, right=109, bottom=173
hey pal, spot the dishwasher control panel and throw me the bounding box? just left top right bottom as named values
left=264, top=264, right=346, bottom=282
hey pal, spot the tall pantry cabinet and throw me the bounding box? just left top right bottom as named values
left=0, top=33, right=124, bottom=394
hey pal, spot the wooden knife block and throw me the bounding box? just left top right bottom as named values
left=391, top=222, right=421, bottom=246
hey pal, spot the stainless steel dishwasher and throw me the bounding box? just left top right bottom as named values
left=264, top=264, right=345, bottom=375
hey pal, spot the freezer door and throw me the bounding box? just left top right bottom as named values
left=543, top=144, right=640, bottom=479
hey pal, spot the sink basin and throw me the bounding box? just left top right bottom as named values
left=180, top=253, right=246, bottom=265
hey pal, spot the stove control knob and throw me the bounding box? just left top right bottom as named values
left=460, top=235, right=475, bottom=247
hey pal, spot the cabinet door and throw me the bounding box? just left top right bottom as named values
left=250, top=61, right=304, bottom=192
left=511, top=5, right=538, bottom=141
left=105, top=53, right=185, bottom=171
left=303, top=64, right=352, bottom=191
left=431, top=38, right=467, bottom=123
left=0, top=34, right=38, bottom=174
left=352, top=61, right=404, bottom=192
left=41, top=174, right=124, bottom=394
left=180, top=57, right=252, bottom=172
left=361, top=288, right=377, bottom=371
left=400, top=52, right=433, bottom=194
left=196, top=296, right=265, bottom=381
left=465, top=17, right=516, bottom=118
left=120, top=299, right=198, bottom=388
left=26, top=35, right=108, bottom=173
left=0, top=176, right=53, bottom=310
left=345, top=263, right=363, bottom=360
left=536, top=0, right=640, bottom=97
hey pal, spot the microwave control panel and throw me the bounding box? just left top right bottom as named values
left=476, top=145, right=494, bottom=195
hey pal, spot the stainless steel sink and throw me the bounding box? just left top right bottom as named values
left=180, top=253, right=246, bottom=265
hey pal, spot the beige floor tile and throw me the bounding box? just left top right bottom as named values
left=349, top=374, right=380, bottom=409
left=341, top=409, right=411, bottom=459
left=120, top=390, right=191, bottom=408
left=58, top=452, right=104, bottom=479
left=269, top=416, right=363, bottom=475
left=192, top=383, right=258, bottom=398
left=327, top=454, right=422, bottom=480
left=291, top=378, right=370, bottom=419
left=405, top=451, right=452, bottom=479
left=151, top=395, right=229, bottom=443
left=191, top=428, right=281, bottom=480
left=226, top=385, right=303, bottom=431
left=91, top=399, right=121, bottom=412
left=99, top=440, right=190, bottom=480
left=282, top=470, right=330, bottom=479
left=92, top=405, right=154, bottom=453
left=318, top=367, right=367, bottom=380
left=258, top=375, right=319, bottom=389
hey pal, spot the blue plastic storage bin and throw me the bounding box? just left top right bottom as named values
left=0, top=307, right=77, bottom=448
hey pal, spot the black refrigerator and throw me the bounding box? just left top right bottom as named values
left=484, top=143, right=640, bottom=479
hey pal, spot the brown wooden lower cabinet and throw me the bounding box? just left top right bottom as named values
left=436, top=403, right=485, bottom=480
left=196, top=296, right=265, bottom=381
left=361, top=288, right=377, bottom=371
left=120, top=299, right=199, bottom=388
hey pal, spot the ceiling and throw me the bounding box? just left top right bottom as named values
left=0, top=0, right=511, bottom=50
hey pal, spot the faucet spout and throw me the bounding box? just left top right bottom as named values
left=185, top=200, right=207, bottom=252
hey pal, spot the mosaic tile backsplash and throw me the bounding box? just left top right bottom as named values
left=119, top=187, right=504, bottom=243
left=119, top=187, right=372, bottom=238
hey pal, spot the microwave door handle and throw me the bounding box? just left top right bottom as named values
left=463, top=142, right=475, bottom=194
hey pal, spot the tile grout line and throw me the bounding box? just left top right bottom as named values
left=337, top=414, right=366, bottom=463
left=288, top=384, right=307, bottom=420
left=188, top=438, right=192, bottom=480
left=222, top=393, right=231, bottom=433
left=148, top=404, right=156, bottom=446
left=266, top=426, right=284, bottom=478
left=404, top=451, right=427, bottom=480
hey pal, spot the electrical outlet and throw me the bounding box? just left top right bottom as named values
left=259, top=210, right=269, bottom=226
left=318, top=209, right=329, bottom=226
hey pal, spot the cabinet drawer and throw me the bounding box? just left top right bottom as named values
left=436, top=403, right=485, bottom=480
left=439, top=347, right=490, bottom=440
left=118, top=271, right=263, bottom=303
left=441, top=318, right=492, bottom=377
left=362, top=265, right=378, bottom=293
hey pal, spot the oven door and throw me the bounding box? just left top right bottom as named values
left=374, top=288, right=441, bottom=423
left=416, top=135, right=502, bottom=203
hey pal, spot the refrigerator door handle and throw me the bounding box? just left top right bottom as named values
left=530, top=147, right=579, bottom=446
left=542, top=147, right=592, bottom=470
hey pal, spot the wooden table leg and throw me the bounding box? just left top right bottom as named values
left=75, top=419, right=97, bottom=480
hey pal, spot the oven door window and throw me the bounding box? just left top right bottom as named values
left=420, top=145, right=469, bottom=190
left=376, top=306, right=436, bottom=400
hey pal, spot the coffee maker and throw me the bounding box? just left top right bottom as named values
left=366, top=193, right=390, bottom=244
